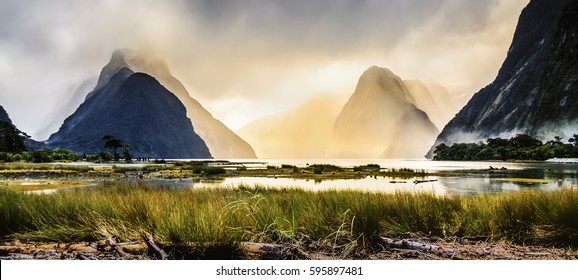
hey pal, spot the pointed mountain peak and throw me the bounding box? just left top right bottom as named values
left=92, top=48, right=256, bottom=159
left=355, top=66, right=415, bottom=105
left=330, top=66, right=438, bottom=158
left=96, top=49, right=171, bottom=90
left=360, top=66, right=398, bottom=82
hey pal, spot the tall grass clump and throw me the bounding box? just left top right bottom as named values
left=1, top=182, right=578, bottom=258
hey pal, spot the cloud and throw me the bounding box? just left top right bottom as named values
left=0, top=0, right=528, bottom=139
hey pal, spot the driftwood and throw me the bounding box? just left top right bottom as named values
left=143, top=235, right=168, bottom=260
left=381, top=238, right=463, bottom=259
left=524, top=252, right=551, bottom=256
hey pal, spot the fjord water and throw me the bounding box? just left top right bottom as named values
left=173, top=159, right=578, bottom=196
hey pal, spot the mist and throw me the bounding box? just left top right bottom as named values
left=0, top=0, right=528, bottom=139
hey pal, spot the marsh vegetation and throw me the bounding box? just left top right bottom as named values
left=1, top=180, right=577, bottom=259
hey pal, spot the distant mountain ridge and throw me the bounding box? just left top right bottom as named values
left=46, top=68, right=211, bottom=159
left=432, top=0, right=578, bottom=152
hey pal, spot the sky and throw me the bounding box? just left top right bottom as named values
left=0, top=0, right=529, bottom=140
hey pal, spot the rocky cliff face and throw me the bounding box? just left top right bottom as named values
left=97, top=49, right=256, bottom=159
left=329, top=66, right=439, bottom=159
left=432, top=0, right=578, bottom=151
left=46, top=68, right=211, bottom=159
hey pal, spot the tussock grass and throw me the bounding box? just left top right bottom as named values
left=1, top=182, right=577, bottom=258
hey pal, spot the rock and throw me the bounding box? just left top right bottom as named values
left=432, top=0, right=578, bottom=153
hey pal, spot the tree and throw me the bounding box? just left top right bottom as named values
left=0, top=121, right=29, bottom=153
left=487, top=137, right=509, bottom=148
left=122, top=144, right=132, bottom=163
left=569, top=134, right=578, bottom=146
left=509, top=134, right=542, bottom=148
left=102, top=135, right=124, bottom=162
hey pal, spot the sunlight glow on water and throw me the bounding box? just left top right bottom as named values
left=159, top=160, right=578, bottom=195
left=27, top=160, right=578, bottom=195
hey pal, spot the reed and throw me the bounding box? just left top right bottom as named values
left=1, top=182, right=577, bottom=257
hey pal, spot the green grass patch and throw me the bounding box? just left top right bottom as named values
left=1, top=182, right=577, bottom=258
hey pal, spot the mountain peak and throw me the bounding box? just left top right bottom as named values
left=363, top=65, right=394, bottom=75
left=330, top=66, right=438, bottom=158
left=355, top=66, right=416, bottom=105
left=96, top=49, right=171, bottom=90
left=90, top=48, right=256, bottom=159
left=47, top=70, right=212, bottom=159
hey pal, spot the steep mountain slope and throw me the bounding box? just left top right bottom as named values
left=403, top=80, right=459, bottom=130
left=0, top=105, right=11, bottom=124
left=237, top=95, right=346, bottom=158
left=46, top=68, right=211, bottom=159
left=36, top=77, right=97, bottom=141
left=329, top=66, right=439, bottom=159
left=433, top=0, right=578, bottom=151
left=97, top=49, right=256, bottom=159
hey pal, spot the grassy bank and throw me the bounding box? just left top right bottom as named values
left=1, top=182, right=577, bottom=258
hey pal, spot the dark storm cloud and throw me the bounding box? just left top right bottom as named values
left=183, top=0, right=499, bottom=53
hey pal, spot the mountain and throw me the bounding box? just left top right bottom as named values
left=432, top=0, right=578, bottom=151
left=329, top=66, right=439, bottom=159
left=95, top=49, right=256, bottom=159
left=0, top=105, right=11, bottom=124
left=46, top=68, right=211, bottom=159
left=237, top=95, right=346, bottom=158
left=403, top=80, right=459, bottom=130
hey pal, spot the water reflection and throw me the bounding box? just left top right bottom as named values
left=22, top=160, right=578, bottom=196
left=142, top=173, right=574, bottom=196
left=124, top=160, right=578, bottom=195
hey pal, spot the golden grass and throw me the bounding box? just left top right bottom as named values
left=0, top=181, right=577, bottom=255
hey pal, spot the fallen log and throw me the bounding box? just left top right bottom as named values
left=143, top=235, right=168, bottom=260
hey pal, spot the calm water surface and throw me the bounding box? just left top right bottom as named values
left=161, top=160, right=578, bottom=195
